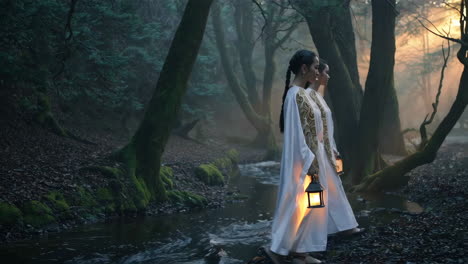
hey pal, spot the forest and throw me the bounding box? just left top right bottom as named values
left=0, top=0, right=467, bottom=263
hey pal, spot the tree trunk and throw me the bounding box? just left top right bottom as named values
left=118, top=0, right=213, bottom=202
left=378, top=86, right=407, bottom=155
left=300, top=7, right=361, bottom=171
left=234, top=1, right=261, bottom=109
left=351, top=0, right=397, bottom=184
left=262, top=44, right=275, bottom=119
left=334, top=0, right=406, bottom=157
left=212, top=2, right=278, bottom=156
left=332, top=0, right=363, bottom=108
left=354, top=56, right=468, bottom=191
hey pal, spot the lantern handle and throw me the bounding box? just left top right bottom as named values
left=310, top=173, right=319, bottom=183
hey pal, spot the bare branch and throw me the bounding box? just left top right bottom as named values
left=419, top=38, right=451, bottom=147
left=417, top=18, right=465, bottom=45
left=443, top=2, right=466, bottom=20
left=274, top=20, right=300, bottom=49
left=418, top=15, right=447, bottom=36
left=251, top=0, right=267, bottom=38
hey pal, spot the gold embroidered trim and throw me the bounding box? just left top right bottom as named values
left=310, top=91, right=336, bottom=167
left=296, top=89, right=319, bottom=173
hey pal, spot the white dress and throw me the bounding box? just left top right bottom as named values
left=270, top=86, right=357, bottom=256
left=271, top=86, right=328, bottom=255
left=306, top=88, right=358, bottom=235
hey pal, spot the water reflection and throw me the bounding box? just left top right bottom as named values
left=209, top=220, right=271, bottom=246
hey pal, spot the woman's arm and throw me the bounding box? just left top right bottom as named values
left=296, top=90, right=320, bottom=175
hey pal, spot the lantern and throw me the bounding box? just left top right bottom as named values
left=335, top=155, right=344, bottom=176
left=305, top=174, right=325, bottom=208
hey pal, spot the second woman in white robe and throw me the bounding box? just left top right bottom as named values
left=306, top=87, right=358, bottom=234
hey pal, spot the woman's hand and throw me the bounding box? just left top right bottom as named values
left=307, top=166, right=318, bottom=176
left=334, top=150, right=340, bottom=158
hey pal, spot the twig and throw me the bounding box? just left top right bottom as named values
left=251, top=0, right=267, bottom=38
left=417, top=18, right=466, bottom=45
left=53, top=0, right=79, bottom=82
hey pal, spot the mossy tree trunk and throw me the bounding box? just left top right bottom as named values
left=118, top=0, right=213, bottom=202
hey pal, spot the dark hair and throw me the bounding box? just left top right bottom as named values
left=318, top=59, right=328, bottom=73
left=279, top=50, right=317, bottom=133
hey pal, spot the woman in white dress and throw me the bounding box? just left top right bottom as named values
left=268, top=50, right=325, bottom=264
left=306, top=60, right=363, bottom=236
left=268, top=52, right=363, bottom=264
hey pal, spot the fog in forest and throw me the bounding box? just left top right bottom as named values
left=205, top=1, right=467, bottom=145
left=2, top=0, right=468, bottom=263
left=3, top=0, right=463, bottom=145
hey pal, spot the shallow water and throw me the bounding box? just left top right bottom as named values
left=1, top=161, right=424, bottom=264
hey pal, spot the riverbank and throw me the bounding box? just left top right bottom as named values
left=0, top=117, right=267, bottom=244
left=251, top=142, right=468, bottom=263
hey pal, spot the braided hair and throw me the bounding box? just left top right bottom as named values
left=279, top=50, right=317, bottom=133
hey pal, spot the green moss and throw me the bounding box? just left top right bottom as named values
left=118, top=144, right=155, bottom=208
left=44, top=191, right=70, bottom=211
left=168, top=190, right=207, bottom=207
left=96, top=166, right=123, bottom=178
left=23, top=214, right=55, bottom=228
left=22, top=200, right=52, bottom=215
left=121, top=199, right=137, bottom=213
left=195, top=164, right=224, bottom=186
left=96, top=188, right=114, bottom=202
left=95, top=187, right=118, bottom=214
left=227, top=149, right=239, bottom=163
left=213, top=157, right=233, bottom=171
left=0, top=202, right=22, bottom=226
left=167, top=190, right=183, bottom=203
left=131, top=175, right=151, bottom=209
left=160, top=166, right=174, bottom=190
left=22, top=201, right=55, bottom=227
left=75, top=187, right=98, bottom=208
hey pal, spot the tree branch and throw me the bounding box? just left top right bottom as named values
left=211, top=2, right=268, bottom=130
left=419, top=39, right=451, bottom=147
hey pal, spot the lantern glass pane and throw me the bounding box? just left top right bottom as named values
left=336, top=159, right=343, bottom=173
left=309, top=192, right=321, bottom=207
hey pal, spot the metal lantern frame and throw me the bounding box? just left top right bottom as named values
left=305, top=174, right=325, bottom=208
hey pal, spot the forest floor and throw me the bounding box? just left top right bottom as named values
left=0, top=115, right=266, bottom=244
left=250, top=142, right=468, bottom=264
left=2, top=112, right=467, bottom=263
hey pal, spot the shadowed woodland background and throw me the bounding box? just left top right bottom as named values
left=0, top=0, right=467, bottom=262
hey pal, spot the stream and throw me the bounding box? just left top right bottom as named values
left=1, top=161, right=424, bottom=264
